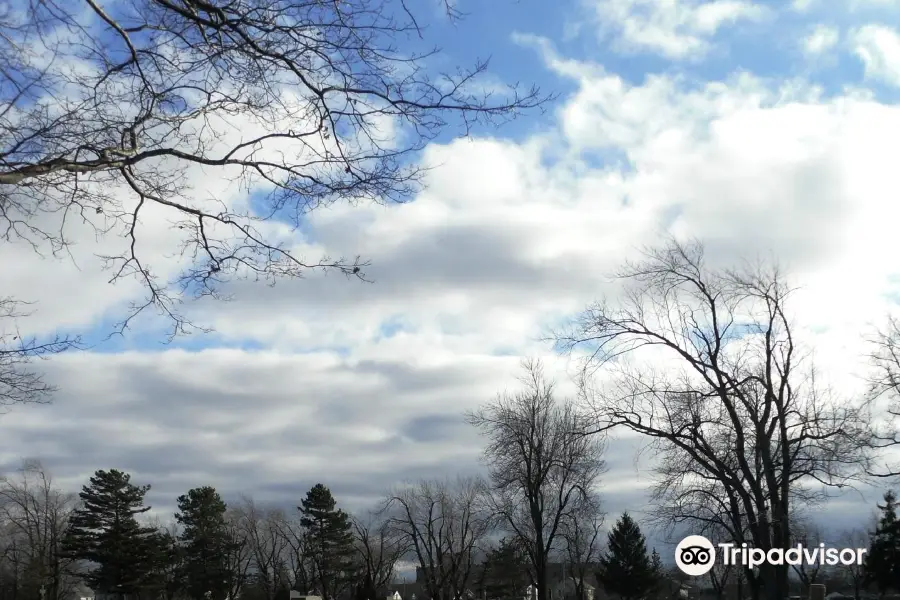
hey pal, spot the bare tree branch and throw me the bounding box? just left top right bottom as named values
left=0, top=0, right=553, bottom=338
left=0, top=298, right=79, bottom=412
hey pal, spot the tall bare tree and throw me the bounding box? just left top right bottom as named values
left=223, top=508, right=253, bottom=600
left=232, top=498, right=290, bottom=600
left=382, top=477, right=493, bottom=600
left=467, top=360, right=607, bottom=600
left=560, top=496, right=604, bottom=600
left=837, top=525, right=872, bottom=600
left=0, top=0, right=549, bottom=336
left=554, top=239, right=870, bottom=600
left=0, top=299, right=78, bottom=411
left=271, top=510, right=311, bottom=595
left=0, top=460, right=79, bottom=600
left=351, top=511, right=408, bottom=600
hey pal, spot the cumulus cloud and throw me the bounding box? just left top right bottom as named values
left=803, top=24, right=840, bottom=55
left=586, top=0, right=767, bottom=59
left=852, top=24, right=900, bottom=86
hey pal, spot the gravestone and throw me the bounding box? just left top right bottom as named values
left=809, top=584, right=826, bottom=600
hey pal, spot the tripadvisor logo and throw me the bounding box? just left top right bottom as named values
left=674, top=535, right=868, bottom=577
left=676, top=536, right=716, bottom=576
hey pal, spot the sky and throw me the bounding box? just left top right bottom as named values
left=3, top=0, right=900, bottom=563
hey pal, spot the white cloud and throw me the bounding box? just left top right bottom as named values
left=803, top=24, right=840, bottom=55
left=852, top=24, right=900, bottom=86
left=791, top=0, right=815, bottom=12
left=587, top=0, right=768, bottom=59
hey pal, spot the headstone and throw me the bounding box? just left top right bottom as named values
left=809, top=584, right=826, bottom=600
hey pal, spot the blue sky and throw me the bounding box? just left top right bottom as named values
left=4, top=0, right=900, bottom=562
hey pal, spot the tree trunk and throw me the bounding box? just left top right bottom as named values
left=535, top=571, right=547, bottom=600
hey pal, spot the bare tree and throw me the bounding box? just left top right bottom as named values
left=382, top=477, right=493, bottom=600
left=0, top=460, right=79, bottom=600
left=0, top=299, right=78, bottom=411
left=232, top=497, right=290, bottom=600
left=466, top=359, right=607, bottom=600
left=223, top=508, right=253, bottom=600
left=837, top=524, right=873, bottom=600
left=554, top=239, right=871, bottom=600
left=351, top=511, right=408, bottom=600
left=0, top=0, right=550, bottom=337
left=560, top=496, right=604, bottom=600
left=790, top=518, right=825, bottom=594
left=270, top=510, right=311, bottom=595
left=865, top=316, right=900, bottom=477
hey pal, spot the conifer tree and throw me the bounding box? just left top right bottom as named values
left=597, top=513, right=658, bottom=600
left=176, top=486, right=238, bottom=600
left=300, top=484, right=356, bottom=600
left=866, top=490, right=900, bottom=595
left=478, top=538, right=530, bottom=600
left=61, top=469, right=159, bottom=600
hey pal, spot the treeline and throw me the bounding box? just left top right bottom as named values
left=0, top=461, right=620, bottom=600
left=0, top=370, right=614, bottom=600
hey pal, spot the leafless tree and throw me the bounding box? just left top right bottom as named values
left=232, top=497, right=289, bottom=600
left=351, top=510, right=408, bottom=600
left=0, top=298, right=78, bottom=411
left=789, top=518, right=825, bottom=594
left=0, top=460, right=79, bottom=600
left=223, top=508, right=253, bottom=600
left=381, top=477, right=493, bottom=600
left=554, top=239, right=871, bottom=600
left=270, top=510, right=311, bottom=595
left=836, top=524, right=873, bottom=600
left=467, top=359, right=607, bottom=600
left=865, top=316, right=900, bottom=477
left=559, top=495, right=604, bottom=600
left=0, top=0, right=550, bottom=337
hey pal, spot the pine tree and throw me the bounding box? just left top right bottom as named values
left=299, top=484, right=356, bottom=600
left=61, top=469, right=159, bottom=600
left=176, top=486, right=238, bottom=600
left=478, top=538, right=530, bottom=600
left=597, top=513, right=657, bottom=600
left=649, top=549, right=663, bottom=598
left=866, top=490, right=900, bottom=596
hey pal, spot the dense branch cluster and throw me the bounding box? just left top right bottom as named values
left=555, top=240, right=877, bottom=600
left=0, top=0, right=548, bottom=335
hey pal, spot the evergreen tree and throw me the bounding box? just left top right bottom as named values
left=61, top=469, right=159, bottom=600
left=649, top=549, right=663, bottom=599
left=866, top=490, right=900, bottom=596
left=299, top=484, right=356, bottom=600
left=176, top=487, right=238, bottom=600
left=144, top=530, right=186, bottom=600
left=597, top=513, right=657, bottom=600
left=478, top=538, right=530, bottom=600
